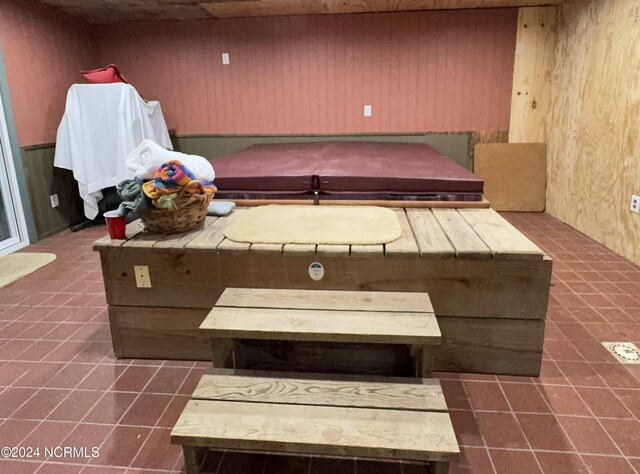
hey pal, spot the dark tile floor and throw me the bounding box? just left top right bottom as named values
left=0, top=213, right=639, bottom=473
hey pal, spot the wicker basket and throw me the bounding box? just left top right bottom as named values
left=142, top=181, right=214, bottom=234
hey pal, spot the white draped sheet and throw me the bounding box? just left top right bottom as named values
left=54, top=83, right=172, bottom=219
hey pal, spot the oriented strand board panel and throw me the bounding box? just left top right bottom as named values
left=547, top=0, right=640, bottom=265
left=475, top=143, right=546, bottom=211
left=509, top=7, right=558, bottom=143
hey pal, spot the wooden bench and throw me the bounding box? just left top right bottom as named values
left=200, top=288, right=441, bottom=377
left=170, top=370, right=460, bottom=474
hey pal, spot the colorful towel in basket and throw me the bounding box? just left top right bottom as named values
left=142, top=160, right=216, bottom=209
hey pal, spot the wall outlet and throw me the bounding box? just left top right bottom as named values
left=631, top=195, right=640, bottom=213
left=222, top=53, right=230, bottom=65
left=134, top=265, right=152, bottom=288
left=50, top=194, right=59, bottom=208
left=364, top=105, right=372, bottom=117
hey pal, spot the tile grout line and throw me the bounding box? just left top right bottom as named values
left=458, top=373, right=497, bottom=474
left=493, top=379, right=548, bottom=473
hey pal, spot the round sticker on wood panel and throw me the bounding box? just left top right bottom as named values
left=308, top=262, right=324, bottom=281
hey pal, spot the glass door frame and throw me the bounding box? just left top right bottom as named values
left=0, top=89, right=29, bottom=256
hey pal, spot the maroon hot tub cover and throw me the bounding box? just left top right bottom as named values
left=211, top=141, right=483, bottom=201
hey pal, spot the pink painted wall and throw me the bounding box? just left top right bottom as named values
left=97, top=9, right=517, bottom=135
left=0, top=0, right=94, bottom=146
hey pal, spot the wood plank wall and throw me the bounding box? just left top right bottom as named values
left=20, top=145, right=85, bottom=238
left=95, top=9, right=517, bottom=135
left=547, top=0, right=640, bottom=265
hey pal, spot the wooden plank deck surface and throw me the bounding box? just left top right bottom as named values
left=95, top=207, right=545, bottom=260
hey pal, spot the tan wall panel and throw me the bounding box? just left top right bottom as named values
left=475, top=143, right=546, bottom=211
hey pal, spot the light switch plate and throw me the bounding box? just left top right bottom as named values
left=222, top=53, right=230, bottom=65
left=134, top=265, right=151, bottom=288
left=364, top=105, right=372, bottom=117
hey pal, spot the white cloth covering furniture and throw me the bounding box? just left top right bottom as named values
left=54, top=83, right=172, bottom=219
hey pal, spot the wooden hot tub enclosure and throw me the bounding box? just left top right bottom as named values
left=93, top=207, right=552, bottom=376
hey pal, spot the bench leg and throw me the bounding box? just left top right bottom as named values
left=432, top=461, right=449, bottom=474
left=182, top=446, right=205, bottom=474
left=412, top=345, right=434, bottom=378
left=210, top=337, right=235, bottom=368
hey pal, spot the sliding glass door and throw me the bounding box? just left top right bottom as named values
left=0, top=92, right=28, bottom=255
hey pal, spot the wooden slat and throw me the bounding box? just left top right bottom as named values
left=192, top=373, right=447, bottom=412
left=405, top=209, right=455, bottom=258
left=249, top=243, right=283, bottom=255
left=432, top=209, right=491, bottom=259
left=153, top=216, right=218, bottom=252
left=217, top=237, right=251, bottom=254
left=436, top=316, right=545, bottom=376
left=316, top=244, right=350, bottom=257
left=282, top=243, right=317, bottom=256
left=171, top=399, right=459, bottom=462
left=216, top=288, right=434, bottom=313
left=200, top=307, right=440, bottom=344
left=384, top=209, right=420, bottom=257
left=122, top=228, right=165, bottom=249
left=108, top=305, right=211, bottom=360
left=185, top=209, right=245, bottom=251
left=103, top=251, right=551, bottom=320
left=457, top=208, right=544, bottom=260
left=350, top=244, right=384, bottom=256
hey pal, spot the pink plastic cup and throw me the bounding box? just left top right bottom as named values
left=104, top=210, right=126, bottom=240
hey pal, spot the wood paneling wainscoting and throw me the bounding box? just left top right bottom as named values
left=21, top=144, right=84, bottom=240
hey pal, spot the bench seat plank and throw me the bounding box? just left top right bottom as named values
left=171, top=399, right=459, bottom=462
left=200, top=307, right=441, bottom=344
left=192, top=373, right=447, bottom=412
left=457, top=208, right=544, bottom=260
left=216, top=288, right=433, bottom=313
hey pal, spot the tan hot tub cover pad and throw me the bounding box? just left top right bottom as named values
left=223, top=205, right=401, bottom=245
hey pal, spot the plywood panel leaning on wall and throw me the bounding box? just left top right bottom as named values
left=509, top=6, right=557, bottom=143
left=474, top=143, right=546, bottom=212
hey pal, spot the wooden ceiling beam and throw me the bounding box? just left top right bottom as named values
left=38, top=0, right=563, bottom=23
left=202, top=0, right=563, bottom=19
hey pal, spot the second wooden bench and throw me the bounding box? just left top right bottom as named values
left=200, top=288, right=442, bottom=377
left=171, top=370, right=460, bottom=473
